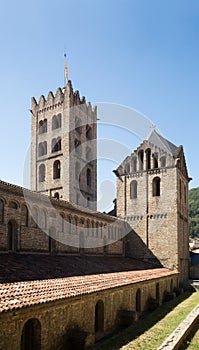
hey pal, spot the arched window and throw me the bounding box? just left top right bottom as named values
left=153, top=177, right=161, bottom=197
left=146, top=148, right=151, bottom=170
left=132, top=157, right=137, bottom=172
left=95, top=300, right=104, bottom=334
left=39, top=164, right=45, bottom=182
left=8, top=221, right=18, bottom=251
left=21, top=204, right=28, bottom=227
left=53, top=160, right=61, bottom=179
left=52, top=137, right=61, bottom=152
left=179, top=179, right=182, bottom=201
left=87, top=168, right=91, bottom=186
left=52, top=114, right=61, bottom=130
left=130, top=180, right=137, bottom=199
left=0, top=198, right=4, bottom=223
left=21, top=318, right=41, bottom=350
left=86, top=124, right=92, bottom=140
left=138, top=150, right=144, bottom=171
left=87, top=197, right=90, bottom=208
left=153, top=152, right=158, bottom=169
left=136, top=289, right=141, bottom=312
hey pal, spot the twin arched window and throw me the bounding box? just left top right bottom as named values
left=38, top=119, right=47, bottom=134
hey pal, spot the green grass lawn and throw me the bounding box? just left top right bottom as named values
left=92, top=291, right=199, bottom=350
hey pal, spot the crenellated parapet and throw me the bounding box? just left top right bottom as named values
left=31, top=80, right=96, bottom=116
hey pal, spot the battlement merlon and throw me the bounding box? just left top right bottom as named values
left=31, top=80, right=97, bottom=115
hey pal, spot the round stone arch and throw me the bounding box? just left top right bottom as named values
left=21, top=318, right=41, bottom=350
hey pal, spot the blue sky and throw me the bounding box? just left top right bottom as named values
left=0, top=0, right=199, bottom=210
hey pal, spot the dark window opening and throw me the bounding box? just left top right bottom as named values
left=153, top=152, right=158, bottom=169
left=53, top=160, right=61, bottom=179
left=146, top=148, right=151, bottom=170
left=153, top=177, right=161, bottom=197
left=138, top=150, right=144, bottom=171
left=95, top=300, right=104, bottom=333
left=52, top=137, right=61, bottom=152
left=21, top=318, right=41, bottom=350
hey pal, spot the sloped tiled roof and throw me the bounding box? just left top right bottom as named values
left=0, top=253, right=159, bottom=283
left=0, top=260, right=177, bottom=313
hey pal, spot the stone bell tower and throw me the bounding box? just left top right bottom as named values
left=30, top=76, right=97, bottom=211
left=114, top=129, right=190, bottom=282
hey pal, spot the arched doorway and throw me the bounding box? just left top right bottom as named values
left=7, top=220, right=18, bottom=251
left=95, top=300, right=104, bottom=336
left=21, top=318, right=41, bottom=350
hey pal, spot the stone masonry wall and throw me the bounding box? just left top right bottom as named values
left=0, top=273, right=179, bottom=350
